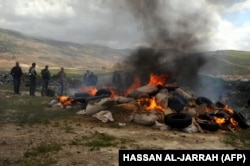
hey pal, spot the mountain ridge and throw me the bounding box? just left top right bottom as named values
left=1, top=28, right=250, bottom=79
left=0, top=28, right=130, bottom=72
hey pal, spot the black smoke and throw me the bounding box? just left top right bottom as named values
left=123, top=0, right=212, bottom=88
left=126, top=48, right=206, bottom=88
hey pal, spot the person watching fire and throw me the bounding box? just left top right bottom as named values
left=57, top=67, right=67, bottom=96
left=10, top=61, right=23, bottom=94
left=41, top=65, right=51, bottom=96
left=29, top=63, right=37, bottom=96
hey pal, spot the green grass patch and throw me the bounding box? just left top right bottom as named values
left=24, top=142, right=62, bottom=157
left=86, top=131, right=116, bottom=150
left=16, top=142, right=62, bottom=166
left=223, top=129, right=250, bottom=149
left=0, top=90, right=78, bottom=125
left=69, top=131, right=135, bottom=150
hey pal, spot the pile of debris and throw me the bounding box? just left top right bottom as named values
left=47, top=83, right=249, bottom=134
left=0, top=73, right=12, bottom=85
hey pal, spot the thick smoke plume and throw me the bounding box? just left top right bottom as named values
left=124, top=0, right=213, bottom=88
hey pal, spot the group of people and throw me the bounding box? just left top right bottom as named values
left=83, top=70, right=98, bottom=86
left=10, top=62, right=67, bottom=96
left=112, top=71, right=134, bottom=89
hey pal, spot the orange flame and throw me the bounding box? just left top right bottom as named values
left=147, top=97, right=163, bottom=111
left=80, top=86, right=98, bottom=96
left=125, top=76, right=141, bottom=95
left=136, top=97, right=163, bottom=111
left=59, top=96, right=73, bottom=106
left=102, top=85, right=118, bottom=98
left=205, top=107, right=212, bottom=112
left=223, top=105, right=234, bottom=115
left=213, top=117, right=226, bottom=126
left=229, top=117, right=238, bottom=127
left=148, top=73, right=167, bottom=85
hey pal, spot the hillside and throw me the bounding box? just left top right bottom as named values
left=200, top=50, right=250, bottom=79
left=1, top=28, right=250, bottom=79
left=0, top=28, right=130, bottom=72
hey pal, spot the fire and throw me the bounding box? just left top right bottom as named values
left=205, top=107, right=212, bottom=112
left=125, top=76, right=141, bottom=95
left=212, top=117, right=226, bottom=126
left=102, top=85, right=118, bottom=97
left=127, top=73, right=168, bottom=110
left=148, top=73, right=167, bottom=85
left=223, top=105, right=234, bottom=115
left=80, top=86, right=98, bottom=96
left=136, top=97, right=163, bottom=111
left=229, top=117, right=238, bottom=127
left=147, top=97, right=163, bottom=111
left=59, top=96, right=73, bottom=106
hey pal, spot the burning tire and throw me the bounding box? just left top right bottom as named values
left=197, top=120, right=220, bottom=131
left=205, top=111, right=230, bottom=120
left=164, top=113, right=192, bottom=128
left=95, top=89, right=112, bottom=97
left=233, top=112, right=249, bottom=129
left=195, top=97, right=213, bottom=107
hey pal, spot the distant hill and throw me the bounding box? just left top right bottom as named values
left=0, top=28, right=131, bottom=72
left=1, top=28, right=250, bottom=79
left=200, top=50, right=250, bottom=79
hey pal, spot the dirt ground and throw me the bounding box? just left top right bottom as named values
left=0, top=90, right=239, bottom=166
left=0, top=113, right=236, bottom=166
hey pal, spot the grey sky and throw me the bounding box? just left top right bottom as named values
left=0, top=0, right=250, bottom=51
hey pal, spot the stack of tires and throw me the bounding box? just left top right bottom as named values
left=164, top=113, right=192, bottom=128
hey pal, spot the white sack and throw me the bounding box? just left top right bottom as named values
left=47, top=99, right=59, bottom=107
left=92, top=110, right=114, bottom=123
left=85, top=97, right=115, bottom=116
left=128, top=85, right=158, bottom=99
left=155, top=89, right=169, bottom=109
left=174, top=88, right=193, bottom=101
left=182, top=118, right=204, bottom=133
left=127, top=111, right=164, bottom=126
left=113, top=96, right=135, bottom=104
left=154, top=120, right=171, bottom=131
left=182, top=106, right=198, bottom=117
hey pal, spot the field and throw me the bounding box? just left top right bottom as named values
left=1, top=82, right=250, bottom=166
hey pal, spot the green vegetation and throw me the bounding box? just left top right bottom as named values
left=227, top=50, right=250, bottom=67
left=69, top=131, right=135, bottom=151
left=213, top=50, right=250, bottom=75
left=86, top=131, right=117, bottom=150
left=223, top=130, right=250, bottom=149
left=0, top=92, right=76, bottom=126
left=24, top=142, right=62, bottom=157
left=18, top=142, right=62, bottom=166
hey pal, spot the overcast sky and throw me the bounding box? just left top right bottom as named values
left=0, top=0, right=250, bottom=51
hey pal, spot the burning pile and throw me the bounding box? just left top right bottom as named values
left=48, top=0, right=249, bottom=133
left=47, top=73, right=249, bottom=133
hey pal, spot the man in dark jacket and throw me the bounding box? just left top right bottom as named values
left=10, top=62, right=23, bottom=94
left=88, top=72, right=98, bottom=86
left=29, top=63, right=37, bottom=96
left=57, top=67, right=67, bottom=96
left=41, top=65, right=51, bottom=96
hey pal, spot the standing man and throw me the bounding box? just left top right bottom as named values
left=10, top=62, right=23, bottom=94
left=88, top=72, right=98, bottom=86
left=83, top=70, right=90, bottom=86
left=29, top=63, right=37, bottom=96
left=57, top=67, right=66, bottom=96
left=41, top=65, right=51, bottom=96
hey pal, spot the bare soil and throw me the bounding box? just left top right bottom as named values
left=0, top=90, right=237, bottom=166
